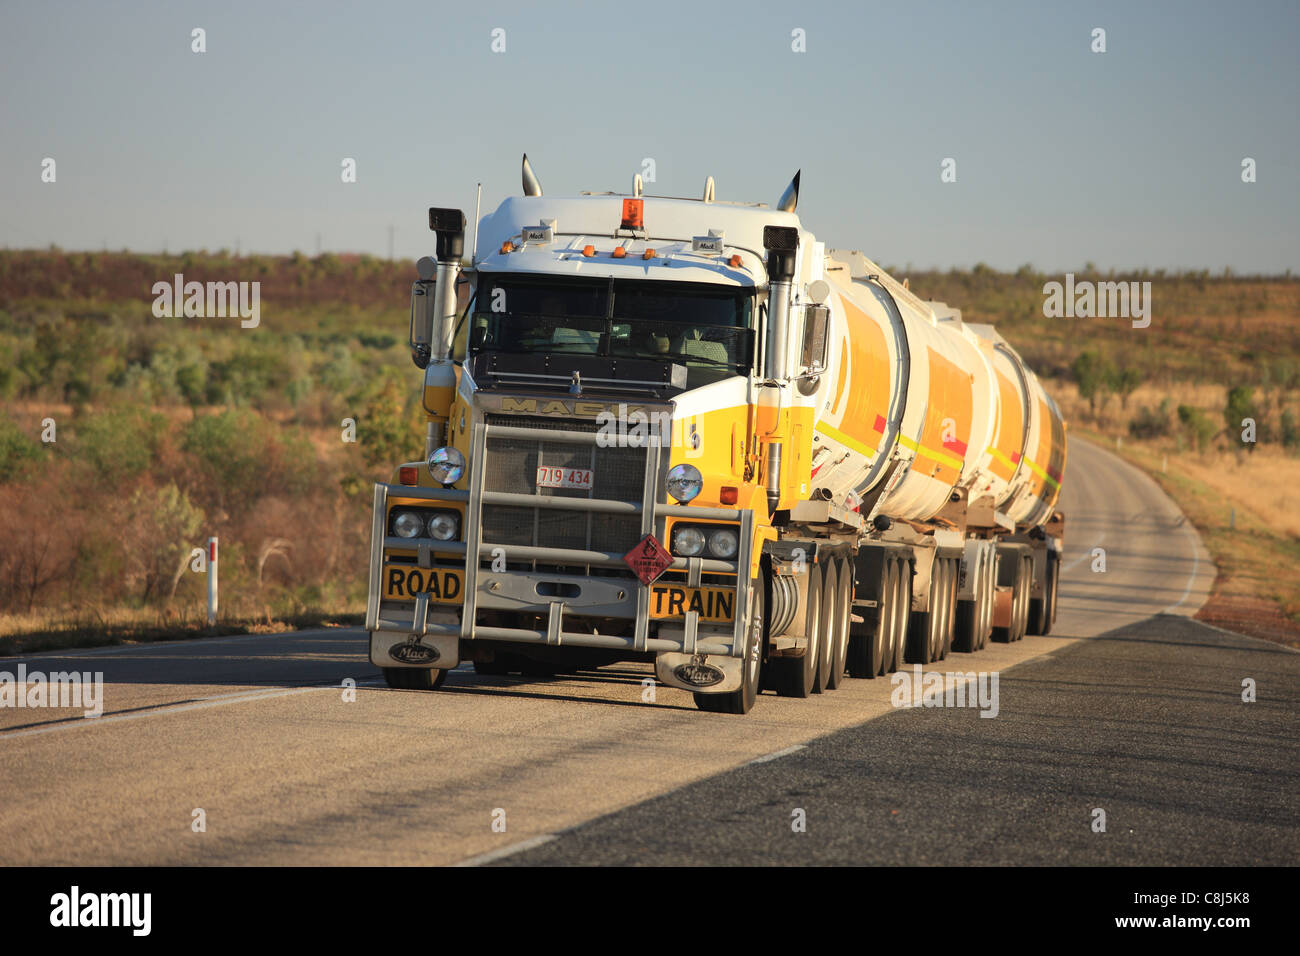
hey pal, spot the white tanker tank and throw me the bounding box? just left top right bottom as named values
left=799, top=249, right=1067, bottom=532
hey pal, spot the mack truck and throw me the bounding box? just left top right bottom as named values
left=365, top=156, right=1066, bottom=714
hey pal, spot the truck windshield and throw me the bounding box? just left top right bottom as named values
left=468, top=276, right=754, bottom=381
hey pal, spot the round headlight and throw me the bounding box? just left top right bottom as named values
left=672, top=526, right=707, bottom=557
left=393, top=511, right=424, bottom=538
left=428, top=446, right=466, bottom=485
left=666, top=463, right=703, bottom=504
left=708, top=528, right=739, bottom=558
left=427, top=511, right=459, bottom=541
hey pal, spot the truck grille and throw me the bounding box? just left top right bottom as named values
left=481, top=415, right=646, bottom=559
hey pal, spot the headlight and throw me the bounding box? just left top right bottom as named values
left=428, top=446, right=465, bottom=484
left=666, top=463, right=702, bottom=504
left=393, top=511, right=424, bottom=538
left=672, top=526, right=707, bottom=557
left=708, top=528, right=739, bottom=558
left=427, top=511, right=459, bottom=541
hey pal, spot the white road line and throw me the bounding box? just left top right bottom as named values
left=453, top=834, right=558, bottom=867
left=746, top=743, right=806, bottom=765
left=1158, top=524, right=1203, bottom=615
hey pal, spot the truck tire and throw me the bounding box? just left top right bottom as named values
left=1016, top=556, right=1032, bottom=641
left=938, top=558, right=955, bottom=661
left=827, top=558, right=852, bottom=689
left=907, top=561, right=944, bottom=665
left=847, top=562, right=888, bottom=679
left=383, top=666, right=448, bottom=690
left=772, top=564, right=821, bottom=698
left=696, top=577, right=763, bottom=714
left=993, top=550, right=1024, bottom=643
left=891, top=560, right=910, bottom=673
left=814, top=563, right=838, bottom=693
left=1028, top=551, right=1059, bottom=636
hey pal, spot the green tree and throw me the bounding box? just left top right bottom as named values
left=1110, top=366, right=1142, bottom=412
left=1177, top=404, right=1218, bottom=452
left=0, top=418, right=44, bottom=482
left=1071, top=350, right=1115, bottom=416
left=1224, top=385, right=1260, bottom=451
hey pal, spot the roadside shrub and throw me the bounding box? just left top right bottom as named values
left=1128, top=399, right=1172, bottom=439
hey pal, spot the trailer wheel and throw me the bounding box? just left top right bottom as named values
left=1013, top=556, right=1031, bottom=641
left=938, top=559, right=955, bottom=661
left=772, top=564, right=821, bottom=698
left=848, top=561, right=887, bottom=679
left=814, top=563, right=838, bottom=693
left=954, top=600, right=978, bottom=652
left=907, top=560, right=944, bottom=665
left=891, top=560, right=910, bottom=673
left=827, top=558, right=852, bottom=689
left=383, top=667, right=448, bottom=690
left=1028, top=551, right=1059, bottom=636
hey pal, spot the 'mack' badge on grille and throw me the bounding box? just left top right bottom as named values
left=624, top=534, right=673, bottom=586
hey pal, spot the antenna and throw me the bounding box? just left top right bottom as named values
left=633, top=173, right=643, bottom=197
left=703, top=176, right=715, bottom=202
left=470, top=182, right=482, bottom=266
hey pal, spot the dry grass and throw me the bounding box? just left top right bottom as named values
left=1077, top=428, right=1300, bottom=646
left=0, top=603, right=364, bottom=657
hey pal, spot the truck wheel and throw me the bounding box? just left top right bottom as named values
left=954, top=599, right=978, bottom=652
left=814, top=563, right=838, bottom=693
left=907, top=561, right=943, bottom=665
left=938, top=559, right=955, bottom=661
left=827, top=558, right=852, bottom=689
left=847, top=562, right=888, bottom=679
left=992, top=550, right=1023, bottom=643
left=695, top=577, right=763, bottom=714
left=1029, top=552, right=1059, bottom=636
left=1012, top=557, right=1030, bottom=641
left=891, top=560, right=910, bottom=673
left=383, top=667, right=448, bottom=690
left=772, top=564, right=821, bottom=698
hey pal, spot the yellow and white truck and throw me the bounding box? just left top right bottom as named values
left=365, top=156, right=1066, bottom=713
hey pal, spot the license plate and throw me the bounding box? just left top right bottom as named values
left=649, top=584, right=736, bottom=622
left=382, top=565, right=465, bottom=603
left=536, top=465, right=593, bottom=490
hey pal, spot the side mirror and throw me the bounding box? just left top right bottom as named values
left=800, top=304, right=829, bottom=372
left=409, top=279, right=435, bottom=368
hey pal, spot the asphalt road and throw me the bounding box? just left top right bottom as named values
left=4, top=438, right=1291, bottom=867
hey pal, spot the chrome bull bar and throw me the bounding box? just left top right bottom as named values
left=367, top=419, right=753, bottom=658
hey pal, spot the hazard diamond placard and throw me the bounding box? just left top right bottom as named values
left=624, top=534, right=674, bottom=585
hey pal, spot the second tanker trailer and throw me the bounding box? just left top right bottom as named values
left=365, top=157, right=1066, bottom=714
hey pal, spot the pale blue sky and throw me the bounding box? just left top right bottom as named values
left=2, top=0, right=1297, bottom=271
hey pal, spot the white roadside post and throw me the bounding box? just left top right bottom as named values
left=207, top=536, right=218, bottom=626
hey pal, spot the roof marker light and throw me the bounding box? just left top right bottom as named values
left=729, top=254, right=743, bottom=267
left=500, top=241, right=514, bottom=254
left=612, top=247, right=627, bottom=259
left=582, top=245, right=595, bottom=257
left=642, top=248, right=656, bottom=260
